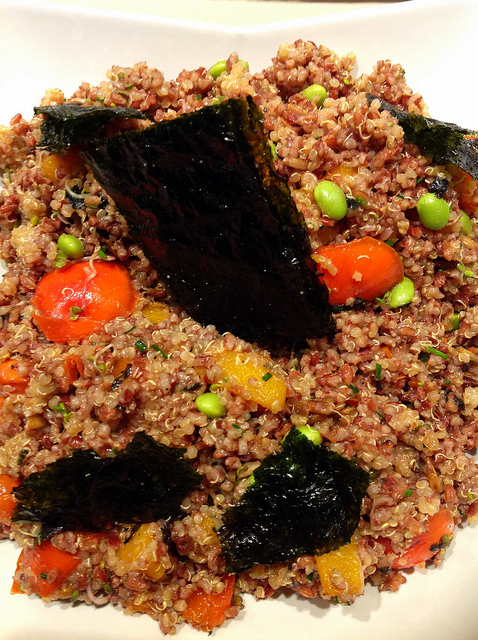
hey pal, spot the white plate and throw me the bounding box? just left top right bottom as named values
left=0, top=1, right=477, bottom=639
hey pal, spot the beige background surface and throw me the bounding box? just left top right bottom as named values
left=33, top=0, right=403, bottom=25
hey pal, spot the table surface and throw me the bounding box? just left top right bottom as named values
left=32, top=0, right=402, bottom=26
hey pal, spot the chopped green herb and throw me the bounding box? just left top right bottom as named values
left=349, top=384, right=359, bottom=394
left=152, top=345, right=168, bottom=358
left=98, top=248, right=108, bottom=260
left=123, top=325, right=136, bottom=334
left=420, top=352, right=429, bottom=363
left=70, top=589, right=79, bottom=601
left=53, top=402, right=68, bottom=414
left=356, top=195, right=367, bottom=206
left=385, top=239, right=395, bottom=247
left=39, top=572, right=48, bottom=580
left=69, top=305, right=82, bottom=321
left=450, top=313, right=460, bottom=331
left=262, top=372, right=273, bottom=382
left=195, top=94, right=202, bottom=101
left=403, top=488, right=413, bottom=498
left=376, top=411, right=385, bottom=421
left=125, top=83, right=133, bottom=89
left=426, top=346, right=449, bottom=360
left=135, top=340, right=147, bottom=352
left=103, top=583, right=114, bottom=594
left=375, top=363, right=382, bottom=380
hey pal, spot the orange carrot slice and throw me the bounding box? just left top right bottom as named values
left=313, top=236, right=404, bottom=305
left=183, top=574, right=235, bottom=632
left=12, top=539, right=80, bottom=598
left=392, top=509, right=455, bottom=569
left=0, top=474, right=20, bottom=525
left=32, top=261, right=138, bottom=343
left=0, top=358, right=29, bottom=392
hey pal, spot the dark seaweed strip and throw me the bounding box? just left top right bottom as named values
left=367, top=94, right=478, bottom=179
left=110, top=363, right=132, bottom=390
left=12, top=432, right=202, bottom=537
left=81, top=97, right=333, bottom=349
left=217, top=428, right=369, bottom=573
left=34, top=104, right=146, bottom=152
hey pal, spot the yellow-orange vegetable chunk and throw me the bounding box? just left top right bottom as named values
left=315, top=542, right=364, bottom=597
left=116, top=524, right=166, bottom=581
left=214, top=350, right=286, bottom=413
left=141, top=302, right=170, bottom=323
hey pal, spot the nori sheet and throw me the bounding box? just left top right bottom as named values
left=81, top=97, right=333, bottom=349
left=217, top=428, right=370, bottom=573
left=367, top=94, right=478, bottom=179
left=12, top=432, right=202, bottom=537
left=35, top=104, right=146, bottom=153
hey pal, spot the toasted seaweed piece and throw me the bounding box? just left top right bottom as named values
left=110, top=363, right=132, bottom=391
left=34, top=104, right=146, bottom=152
left=217, top=428, right=369, bottom=573
left=81, top=97, right=333, bottom=349
left=367, top=94, right=478, bottom=179
left=12, top=432, right=202, bottom=537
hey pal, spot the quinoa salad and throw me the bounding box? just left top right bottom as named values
left=0, top=40, right=477, bottom=636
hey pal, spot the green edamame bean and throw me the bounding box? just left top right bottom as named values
left=388, top=276, right=414, bottom=308
left=209, top=60, right=227, bottom=79
left=459, top=210, right=472, bottom=235
left=297, top=424, right=323, bottom=446
left=313, top=180, right=348, bottom=220
left=416, top=193, right=450, bottom=230
left=57, top=233, right=84, bottom=259
left=195, top=392, right=226, bottom=418
left=301, top=84, right=327, bottom=107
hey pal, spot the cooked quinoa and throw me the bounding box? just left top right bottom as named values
left=0, top=40, right=477, bottom=635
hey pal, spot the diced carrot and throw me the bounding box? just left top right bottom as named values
left=392, top=509, right=455, bottom=569
left=32, top=261, right=138, bottom=343
left=64, top=354, right=84, bottom=385
left=214, top=350, right=286, bottom=413
left=0, top=474, right=20, bottom=525
left=315, top=542, right=364, bottom=597
left=313, top=236, right=404, bottom=305
left=0, top=358, right=29, bottom=392
left=12, top=539, right=80, bottom=598
left=183, top=574, right=235, bottom=632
